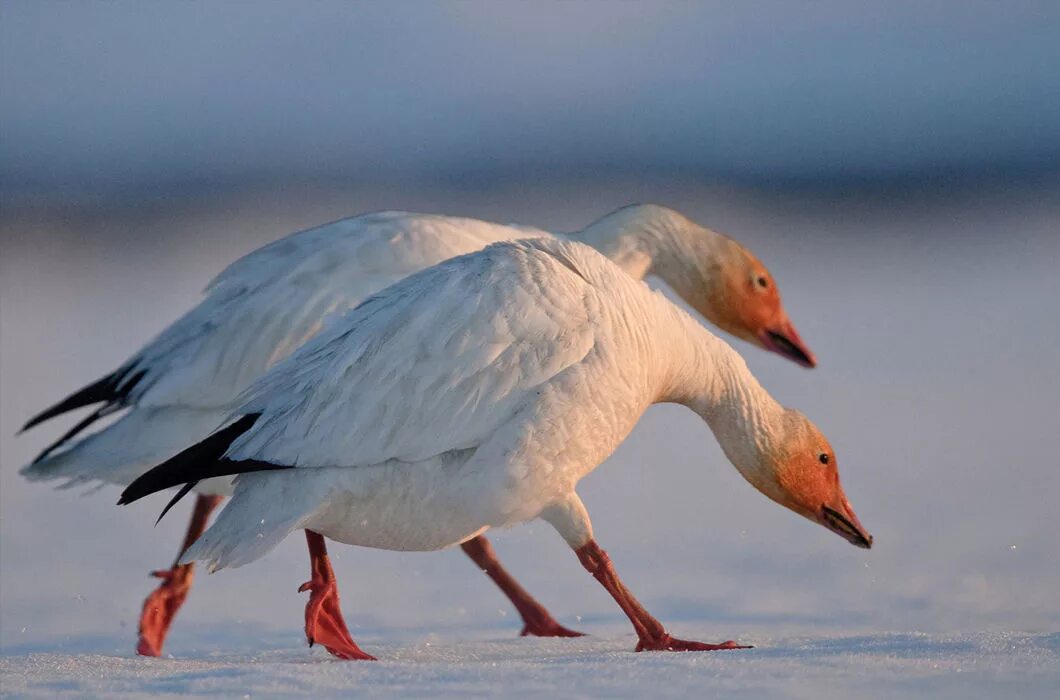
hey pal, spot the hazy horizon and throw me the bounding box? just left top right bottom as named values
left=3, top=1, right=1059, bottom=201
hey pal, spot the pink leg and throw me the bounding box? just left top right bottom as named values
left=299, top=530, right=376, bottom=660
left=461, top=535, right=584, bottom=638
left=137, top=494, right=224, bottom=657
left=575, top=539, right=751, bottom=652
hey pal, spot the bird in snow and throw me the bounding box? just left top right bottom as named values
left=20, top=204, right=816, bottom=656
left=120, top=238, right=871, bottom=660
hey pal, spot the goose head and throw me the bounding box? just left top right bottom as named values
left=576, top=204, right=816, bottom=368
left=720, top=408, right=872, bottom=548
left=698, top=241, right=817, bottom=369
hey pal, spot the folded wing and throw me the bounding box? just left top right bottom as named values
left=121, top=239, right=602, bottom=508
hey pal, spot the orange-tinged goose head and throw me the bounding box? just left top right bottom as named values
left=576, top=205, right=816, bottom=368
left=697, top=241, right=817, bottom=369
left=747, top=409, right=872, bottom=548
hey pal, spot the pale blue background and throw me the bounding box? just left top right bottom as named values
left=1, top=3, right=1058, bottom=697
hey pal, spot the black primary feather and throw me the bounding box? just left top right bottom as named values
left=152, top=458, right=289, bottom=524
left=30, top=404, right=117, bottom=464
left=21, top=366, right=145, bottom=432
left=118, top=413, right=289, bottom=522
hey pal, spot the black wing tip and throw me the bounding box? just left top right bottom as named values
left=21, top=367, right=144, bottom=433
left=118, top=413, right=264, bottom=507
left=155, top=482, right=199, bottom=523
left=29, top=406, right=111, bottom=465
left=21, top=409, right=63, bottom=433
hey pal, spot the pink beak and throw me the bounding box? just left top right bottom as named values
left=820, top=495, right=873, bottom=549
left=759, top=319, right=817, bottom=368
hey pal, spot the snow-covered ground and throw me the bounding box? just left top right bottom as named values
left=2, top=182, right=1058, bottom=697
left=3, top=632, right=1056, bottom=699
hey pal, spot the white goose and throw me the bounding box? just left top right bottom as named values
left=121, top=238, right=871, bottom=660
left=21, top=204, right=816, bottom=655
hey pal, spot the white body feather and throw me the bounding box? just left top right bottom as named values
left=23, top=207, right=732, bottom=494
left=182, top=239, right=779, bottom=570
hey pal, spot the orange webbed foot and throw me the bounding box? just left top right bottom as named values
left=299, top=577, right=376, bottom=661
left=137, top=564, right=195, bottom=657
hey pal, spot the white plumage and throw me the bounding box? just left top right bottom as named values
left=123, top=238, right=871, bottom=659
left=168, top=238, right=797, bottom=569
left=22, top=205, right=813, bottom=494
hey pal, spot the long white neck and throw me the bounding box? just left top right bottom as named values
left=561, top=204, right=730, bottom=286
left=650, top=296, right=785, bottom=488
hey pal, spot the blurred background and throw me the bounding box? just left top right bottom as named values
left=2, top=1, right=1059, bottom=656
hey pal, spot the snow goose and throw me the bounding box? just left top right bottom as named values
left=120, top=238, right=871, bottom=660
left=20, top=204, right=815, bottom=656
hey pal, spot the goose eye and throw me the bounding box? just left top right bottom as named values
left=756, top=276, right=769, bottom=289
left=819, top=453, right=830, bottom=465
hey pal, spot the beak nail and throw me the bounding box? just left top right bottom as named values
left=822, top=506, right=873, bottom=549
left=764, top=329, right=817, bottom=369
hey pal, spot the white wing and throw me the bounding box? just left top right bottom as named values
left=126, top=211, right=553, bottom=409
left=24, top=211, right=552, bottom=488
left=225, top=238, right=604, bottom=469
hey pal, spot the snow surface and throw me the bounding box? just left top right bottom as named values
left=3, top=183, right=1059, bottom=697
left=2, top=632, right=1057, bottom=699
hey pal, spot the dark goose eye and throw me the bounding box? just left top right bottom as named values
left=756, top=276, right=769, bottom=288
left=819, top=453, right=830, bottom=465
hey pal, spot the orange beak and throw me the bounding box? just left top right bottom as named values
left=759, top=317, right=817, bottom=368
left=819, top=495, right=873, bottom=549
